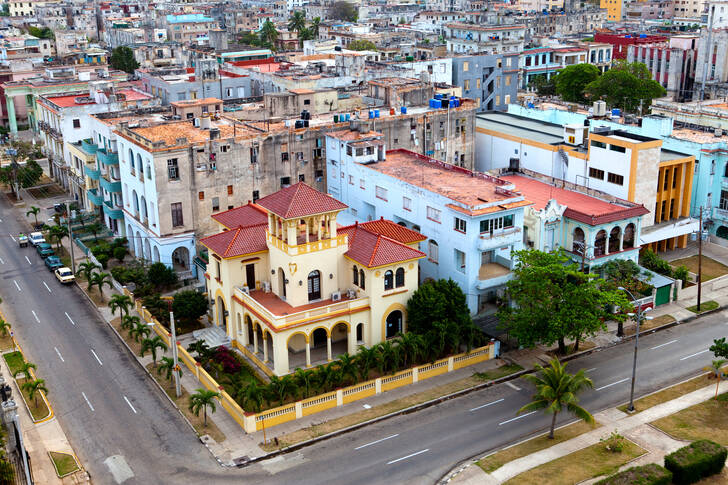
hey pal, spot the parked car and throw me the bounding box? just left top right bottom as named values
left=44, top=256, right=63, bottom=270
left=36, top=243, right=54, bottom=259
left=18, top=233, right=28, bottom=247
left=54, top=267, right=75, bottom=284
left=28, top=232, right=45, bottom=246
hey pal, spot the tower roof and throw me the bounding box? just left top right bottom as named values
left=255, top=182, right=347, bottom=219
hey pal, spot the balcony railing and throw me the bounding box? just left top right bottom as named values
left=103, top=200, right=124, bottom=220
left=478, top=227, right=521, bottom=251
left=713, top=207, right=728, bottom=220
left=81, top=138, right=98, bottom=155
left=86, top=188, right=103, bottom=206
left=97, top=148, right=119, bottom=166
left=84, top=165, right=100, bottom=180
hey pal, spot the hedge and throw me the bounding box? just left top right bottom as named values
left=664, top=440, right=727, bottom=485
left=596, top=463, right=672, bottom=485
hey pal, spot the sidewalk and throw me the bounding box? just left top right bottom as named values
left=450, top=383, right=719, bottom=484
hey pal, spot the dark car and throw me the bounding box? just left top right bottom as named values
left=45, top=256, right=63, bottom=270
left=36, top=243, right=55, bottom=259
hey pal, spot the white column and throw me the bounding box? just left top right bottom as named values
left=326, top=335, right=332, bottom=362
left=305, top=340, right=311, bottom=367
left=253, top=328, right=258, bottom=354
left=347, top=328, right=356, bottom=354
left=263, top=334, right=269, bottom=362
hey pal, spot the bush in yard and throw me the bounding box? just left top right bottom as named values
left=113, top=246, right=127, bottom=263
left=640, top=249, right=673, bottom=277
left=147, top=262, right=177, bottom=289
left=96, top=253, right=109, bottom=269
left=211, top=347, right=241, bottom=374
left=596, top=463, right=672, bottom=485
left=673, top=265, right=690, bottom=286
left=664, top=440, right=727, bottom=484
left=172, top=290, right=208, bottom=325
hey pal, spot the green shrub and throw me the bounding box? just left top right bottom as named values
left=664, top=440, right=728, bottom=485
left=672, top=265, right=690, bottom=286
left=147, top=262, right=177, bottom=289
left=596, top=463, right=672, bottom=485
left=113, top=246, right=127, bottom=262
left=172, top=290, right=208, bottom=324
left=96, top=253, right=109, bottom=269
left=110, top=266, right=126, bottom=283
left=640, top=249, right=673, bottom=277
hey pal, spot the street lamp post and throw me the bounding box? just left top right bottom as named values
left=618, top=286, right=654, bottom=412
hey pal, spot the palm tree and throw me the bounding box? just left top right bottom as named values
left=47, top=225, right=67, bottom=249
left=12, top=361, right=36, bottom=382
left=267, top=375, right=297, bottom=407
left=356, top=345, right=378, bottom=380
left=222, top=373, right=248, bottom=403
left=293, top=368, right=315, bottom=399
left=140, top=336, right=168, bottom=366
left=708, top=359, right=726, bottom=399
left=187, top=339, right=212, bottom=364
left=77, top=260, right=100, bottom=289
left=316, top=362, right=341, bottom=393
left=121, top=314, right=140, bottom=332
left=242, top=381, right=267, bottom=412
left=130, top=321, right=151, bottom=342
left=397, top=332, right=424, bottom=368
left=109, top=294, right=133, bottom=318
left=89, top=272, right=113, bottom=301
left=518, top=358, right=594, bottom=439
left=376, top=341, right=399, bottom=374
left=189, top=388, right=220, bottom=427
left=259, top=19, right=279, bottom=48
left=87, top=222, right=103, bottom=241
left=288, top=10, right=306, bottom=33
left=310, top=17, right=321, bottom=38
left=157, top=356, right=182, bottom=381
left=26, top=206, right=40, bottom=227
left=337, top=353, right=358, bottom=385
left=21, top=378, right=48, bottom=407
left=0, top=318, right=10, bottom=338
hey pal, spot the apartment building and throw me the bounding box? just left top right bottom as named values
left=627, top=35, right=698, bottom=102
left=443, top=23, right=526, bottom=54
left=165, top=13, right=217, bottom=45
left=451, top=53, right=519, bottom=112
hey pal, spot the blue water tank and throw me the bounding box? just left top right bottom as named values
left=374, top=109, right=380, bottom=118
left=345, top=113, right=351, bottom=121
left=639, top=34, right=647, bottom=38
left=401, top=106, right=407, bottom=114
left=527, top=102, right=535, bottom=108
left=612, top=108, right=622, bottom=116
left=449, top=99, right=457, bottom=108
left=368, top=110, right=374, bottom=119
left=625, top=34, right=631, bottom=38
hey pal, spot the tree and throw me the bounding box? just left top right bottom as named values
left=77, top=260, right=100, bottom=289
left=310, top=17, right=321, bottom=38
left=553, top=64, right=600, bottom=104
left=0, top=3, right=9, bottom=16
left=89, top=272, right=113, bottom=301
left=12, top=361, right=36, bottom=382
left=147, top=262, right=177, bottom=289
left=518, top=359, right=594, bottom=438
left=47, top=225, right=67, bottom=249
left=157, top=357, right=182, bottom=381
left=498, top=249, right=630, bottom=354
left=189, top=389, right=220, bottom=427
left=585, top=61, right=666, bottom=113
left=0, top=159, right=43, bottom=193
left=26, top=206, right=40, bottom=226
left=121, top=314, right=140, bottom=332
left=267, top=375, right=296, bottom=407
left=707, top=359, right=726, bottom=399
left=86, top=222, right=103, bottom=241
left=337, top=353, right=358, bottom=384
left=242, top=381, right=266, bottom=412
left=0, top=458, right=14, bottom=484
left=328, top=1, right=358, bottom=21
left=348, top=39, right=377, bottom=51
left=316, top=362, right=341, bottom=393
left=710, top=338, right=728, bottom=359
left=27, top=26, right=54, bottom=39
left=109, top=294, right=133, bottom=318
left=529, top=74, right=556, bottom=96
left=356, top=345, right=378, bottom=380
left=21, top=378, right=48, bottom=407
left=113, top=246, right=127, bottom=263
left=187, top=339, right=212, bottom=362
left=396, top=332, right=424, bottom=368
left=109, top=46, right=140, bottom=74
left=298, top=27, right=314, bottom=48
left=140, top=336, right=168, bottom=366
left=0, top=318, right=10, bottom=338
left=130, top=321, right=151, bottom=342
left=238, top=31, right=260, bottom=46
left=288, top=10, right=306, bottom=33
left=172, top=290, right=208, bottom=324
left=259, top=20, right=279, bottom=48
left=293, top=368, right=315, bottom=399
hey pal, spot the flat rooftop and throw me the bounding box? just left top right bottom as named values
left=660, top=148, right=693, bottom=162
left=477, top=112, right=566, bottom=145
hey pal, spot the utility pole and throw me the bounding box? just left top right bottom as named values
left=168, top=302, right=181, bottom=398
left=697, top=206, right=704, bottom=312
left=700, top=5, right=715, bottom=102
left=65, top=201, right=75, bottom=276
left=619, top=286, right=653, bottom=413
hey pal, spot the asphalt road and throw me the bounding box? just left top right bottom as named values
left=1, top=195, right=727, bottom=485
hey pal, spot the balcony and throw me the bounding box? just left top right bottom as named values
left=81, top=138, right=98, bottom=155
left=99, top=176, right=121, bottom=193
left=97, top=148, right=119, bottom=166
left=103, top=200, right=124, bottom=220
left=476, top=262, right=512, bottom=290
left=713, top=207, right=728, bottom=221
left=86, top=188, right=103, bottom=206
left=84, top=165, right=100, bottom=180
left=477, top=227, right=521, bottom=251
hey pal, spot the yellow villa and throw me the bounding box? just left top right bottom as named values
left=200, top=182, right=427, bottom=376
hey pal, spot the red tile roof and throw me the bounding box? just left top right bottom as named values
left=339, top=218, right=426, bottom=244
left=211, top=203, right=268, bottom=229
left=501, top=175, right=649, bottom=225
left=344, top=226, right=425, bottom=268
left=198, top=224, right=267, bottom=258
left=256, top=182, right=348, bottom=219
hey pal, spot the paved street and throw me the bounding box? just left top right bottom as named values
left=1, top=194, right=727, bottom=484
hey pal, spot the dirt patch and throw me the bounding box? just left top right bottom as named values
left=110, top=317, right=143, bottom=356
left=623, top=314, right=675, bottom=336
left=651, top=392, right=728, bottom=446
left=670, top=255, right=728, bottom=281
left=27, top=184, right=66, bottom=199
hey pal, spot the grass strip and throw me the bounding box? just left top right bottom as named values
left=3, top=351, right=24, bottom=376
left=651, top=392, right=728, bottom=446
left=686, top=300, right=719, bottom=314
left=19, top=384, right=50, bottom=421
left=49, top=451, right=80, bottom=477
left=617, top=371, right=720, bottom=414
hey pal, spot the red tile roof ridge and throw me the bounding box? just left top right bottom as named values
left=222, top=226, right=243, bottom=256
left=368, top=233, right=383, bottom=267
left=256, top=182, right=347, bottom=219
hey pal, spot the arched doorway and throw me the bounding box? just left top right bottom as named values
left=236, top=313, right=243, bottom=341
left=331, top=322, right=349, bottom=355
left=312, top=328, right=327, bottom=348
left=594, top=230, right=607, bottom=257
left=144, top=239, right=151, bottom=261
left=278, top=267, right=286, bottom=299
left=153, top=246, right=160, bottom=263
left=608, top=226, right=621, bottom=253
left=623, top=223, right=636, bottom=248
left=127, top=224, right=134, bottom=254
left=356, top=322, right=364, bottom=344
left=307, top=270, right=321, bottom=301
left=245, top=315, right=254, bottom=346
left=572, top=227, right=585, bottom=254
left=172, top=246, right=189, bottom=270
left=216, top=296, right=226, bottom=328
left=135, top=231, right=143, bottom=260
left=385, top=310, right=403, bottom=339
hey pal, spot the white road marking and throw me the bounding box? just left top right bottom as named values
left=31, top=310, right=39, bottom=323
left=43, top=281, right=51, bottom=293
left=506, top=382, right=521, bottom=391
left=0, top=257, right=4, bottom=264
left=499, top=411, right=537, bottom=425
left=680, top=349, right=709, bottom=361
left=386, top=449, right=429, bottom=465
left=54, top=347, right=65, bottom=362
left=469, top=398, right=505, bottom=412
left=90, top=349, right=103, bottom=366
left=81, top=392, right=95, bottom=412
left=355, top=434, right=399, bottom=450
left=13, top=280, right=21, bottom=292
left=65, top=312, right=75, bottom=326
left=595, top=377, right=630, bottom=391
left=24, top=256, right=31, bottom=265
left=651, top=339, right=678, bottom=350
left=586, top=367, right=597, bottom=372
left=8, top=234, right=15, bottom=242
left=123, top=396, right=137, bottom=414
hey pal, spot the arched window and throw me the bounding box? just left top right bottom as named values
left=307, top=270, right=321, bottom=301
left=623, top=223, right=635, bottom=248
left=136, top=154, right=143, bottom=176
left=146, top=160, right=151, bottom=179
left=128, top=148, right=133, bottom=166
left=395, top=268, right=405, bottom=288
left=594, top=230, right=607, bottom=257
left=359, top=269, right=365, bottom=290
left=353, top=265, right=359, bottom=286
left=572, top=227, right=585, bottom=254
left=608, top=226, right=621, bottom=253
left=384, top=270, right=394, bottom=290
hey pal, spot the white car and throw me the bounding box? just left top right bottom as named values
left=29, top=232, right=45, bottom=246
left=54, top=267, right=75, bottom=284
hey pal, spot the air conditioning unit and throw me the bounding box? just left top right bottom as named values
left=240, top=286, right=249, bottom=294
left=262, top=281, right=271, bottom=293
left=331, top=291, right=341, bottom=302
left=347, top=289, right=357, bottom=299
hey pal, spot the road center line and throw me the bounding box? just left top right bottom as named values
left=54, top=347, right=65, bottom=362
left=8, top=234, right=15, bottom=243
left=81, top=392, right=95, bottom=412
left=386, top=449, right=429, bottom=465
left=0, top=257, right=4, bottom=264
left=499, top=411, right=537, bottom=425
left=586, top=367, right=597, bottom=372
left=31, top=310, right=40, bottom=323
left=469, top=398, right=505, bottom=412
left=679, top=349, right=709, bottom=361
left=65, top=312, right=75, bottom=326
left=651, top=339, right=678, bottom=350
left=506, top=382, right=521, bottom=391
left=24, top=256, right=31, bottom=265
left=43, top=281, right=51, bottom=293
left=13, top=280, right=21, bottom=292
left=90, top=349, right=103, bottom=366
left=355, top=434, right=399, bottom=450
left=123, top=396, right=137, bottom=414
left=595, top=377, right=630, bottom=391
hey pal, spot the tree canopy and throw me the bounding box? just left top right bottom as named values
left=553, top=64, right=600, bottom=104
left=28, top=26, right=54, bottom=39
left=258, top=20, right=279, bottom=49
left=172, top=290, right=208, bottom=325
left=498, top=249, right=630, bottom=354
left=585, top=61, right=666, bottom=113
left=109, top=46, right=140, bottom=74
left=328, top=1, right=358, bottom=21
left=711, top=338, right=728, bottom=359
left=348, top=39, right=377, bottom=51
left=529, top=74, right=556, bottom=96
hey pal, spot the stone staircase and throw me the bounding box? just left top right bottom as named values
left=192, top=326, right=231, bottom=349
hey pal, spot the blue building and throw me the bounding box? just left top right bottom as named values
left=325, top=130, right=532, bottom=316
